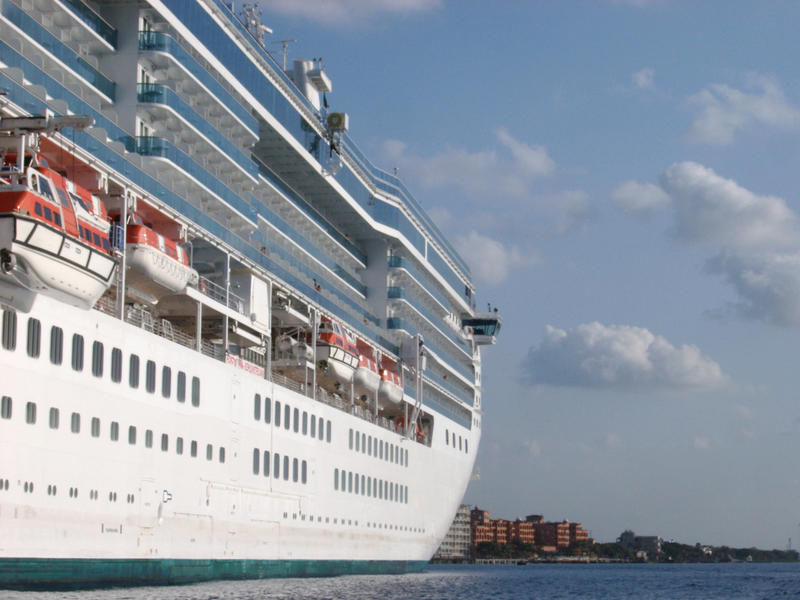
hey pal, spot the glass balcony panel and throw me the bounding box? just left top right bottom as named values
left=1, top=0, right=115, bottom=100
left=138, top=31, right=257, bottom=136
left=137, top=83, right=257, bottom=179
left=61, top=0, right=117, bottom=48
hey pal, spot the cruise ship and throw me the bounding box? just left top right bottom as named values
left=0, top=0, right=501, bottom=589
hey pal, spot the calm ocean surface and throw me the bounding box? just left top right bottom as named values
left=4, top=563, right=800, bottom=599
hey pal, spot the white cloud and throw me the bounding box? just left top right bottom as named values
left=659, top=162, right=799, bottom=249
left=706, top=252, right=800, bottom=326
left=693, top=436, right=711, bottom=450
left=686, top=74, right=800, bottom=145
left=522, top=322, right=727, bottom=391
left=454, top=230, right=539, bottom=286
left=261, top=0, right=441, bottom=25
left=381, top=128, right=555, bottom=199
left=612, top=180, right=671, bottom=215
left=632, top=68, right=655, bottom=90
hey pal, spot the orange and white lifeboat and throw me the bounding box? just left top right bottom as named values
left=378, top=356, right=404, bottom=407
left=314, top=317, right=358, bottom=387
left=353, top=339, right=380, bottom=400
left=122, top=211, right=198, bottom=301
left=0, top=154, right=116, bottom=311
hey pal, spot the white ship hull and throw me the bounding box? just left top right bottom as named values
left=0, top=295, right=479, bottom=587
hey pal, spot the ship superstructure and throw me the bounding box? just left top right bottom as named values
left=0, top=0, right=501, bottom=589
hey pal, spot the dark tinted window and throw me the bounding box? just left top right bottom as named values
left=26, top=318, right=40, bottom=357
left=129, top=354, right=140, bottom=388
left=2, top=310, right=17, bottom=351
left=71, top=334, right=83, bottom=371
left=146, top=360, right=156, bottom=393
left=91, top=341, right=103, bottom=377
left=111, top=348, right=122, bottom=382
left=49, top=326, right=63, bottom=364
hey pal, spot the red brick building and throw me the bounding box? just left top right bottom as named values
left=470, top=508, right=589, bottom=552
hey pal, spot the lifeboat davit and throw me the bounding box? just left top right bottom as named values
left=378, top=357, right=404, bottom=406
left=353, top=339, right=380, bottom=400
left=315, top=318, right=358, bottom=388
left=121, top=211, right=198, bottom=302
left=0, top=154, right=116, bottom=311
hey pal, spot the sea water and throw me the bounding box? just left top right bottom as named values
left=3, top=563, right=799, bottom=599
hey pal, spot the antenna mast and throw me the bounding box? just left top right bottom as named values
left=271, top=39, right=296, bottom=70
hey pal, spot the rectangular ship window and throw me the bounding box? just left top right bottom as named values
left=191, top=376, right=200, bottom=406
left=252, top=448, right=260, bottom=474
left=111, top=348, right=122, bottom=383
left=283, top=455, right=289, bottom=480
left=91, top=341, right=103, bottom=377
left=71, top=334, right=83, bottom=371
left=349, top=429, right=353, bottom=449
left=161, top=433, right=168, bottom=451
left=253, top=394, right=261, bottom=421
left=263, top=451, right=270, bottom=476
left=26, top=318, right=40, bottom=358
left=191, top=440, right=198, bottom=457
left=145, top=360, right=156, bottom=393
left=293, top=408, right=299, bottom=433
left=275, top=401, right=281, bottom=427
left=161, top=366, right=171, bottom=398
left=48, top=407, right=59, bottom=429
left=293, top=458, right=298, bottom=482
left=176, top=437, right=184, bottom=455
left=219, top=447, right=225, bottom=463
left=110, top=421, right=118, bottom=441
left=145, top=429, right=153, bottom=448
left=129, top=355, right=140, bottom=388
left=284, top=404, right=290, bottom=430
left=360, top=474, right=365, bottom=495
left=25, top=402, right=36, bottom=424
left=2, top=310, right=17, bottom=351
left=302, top=411, right=307, bottom=435
left=334, top=468, right=339, bottom=490
left=50, top=326, right=63, bottom=365
left=177, top=371, right=186, bottom=402
left=274, top=453, right=280, bottom=478
left=206, top=444, right=212, bottom=460
left=71, top=412, right=80, bottom=434
left=1, top=395, right=12, bottom=419
left=310, top=414, right=316, bottom=437
left=302, top=460, right=307, bottom=484
left=128, top=426, right=136, bottom=445
left=264, top=397, right=271, bottom=423
left=326, top=420, right=331, bottom=443
left=91, top=417, right=100, bottom=437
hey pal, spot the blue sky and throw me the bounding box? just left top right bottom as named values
left=259, top=0, right=800, bottom=548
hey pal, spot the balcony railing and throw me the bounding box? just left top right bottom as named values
left=2, top=0, right=115, bottom=100
left=137, top=83, right=258, bottom=179
left=61, top=0, right=117, bottom=48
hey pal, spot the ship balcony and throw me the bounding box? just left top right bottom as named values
left=26, top=0, right=116, bottom=52
left=386, top=317, right=474, bottom=383
left=387, top=255, right=451, bottom=315
left=423, top=367, right=475, bottom=407
left=137, top=83, right=258, bottom=187
left=255, top=201, right=366, bottom=299
left=388, top=291, right=472, bottom=360
left=255, top=157, right=367, bottom=271
left=124, top=136, right=256, bottom=230
left=462, top=313, right=502, bottom=346
left=138, top=31, right=258, bottom=148
left=1, top=0, right=115, bottom=103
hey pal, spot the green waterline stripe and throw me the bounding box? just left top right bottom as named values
left=0, top=557, right=429, bottom=590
